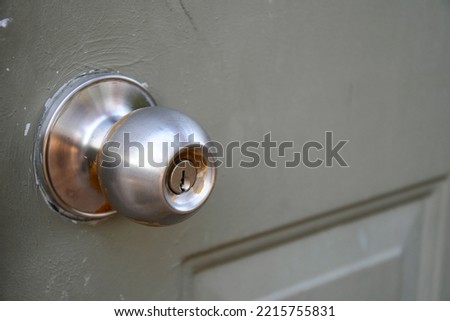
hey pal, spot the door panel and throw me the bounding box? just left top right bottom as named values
left=184, top=179, right=448, bottom=300
left=1, top=0, right=449, bottom=300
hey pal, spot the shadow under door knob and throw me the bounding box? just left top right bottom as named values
left=34, top=72, right=216, bottom=226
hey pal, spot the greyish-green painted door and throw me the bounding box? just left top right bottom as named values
left=1, top=0, right=450, bottom=300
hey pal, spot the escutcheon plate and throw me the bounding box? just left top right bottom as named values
left=33, top=71, right=156, bottom=221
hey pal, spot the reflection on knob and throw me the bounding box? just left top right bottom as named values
left=34, top=72, right=216, bottom=226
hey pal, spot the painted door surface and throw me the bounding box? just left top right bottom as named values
left=1, top=0, right=450, bottom=300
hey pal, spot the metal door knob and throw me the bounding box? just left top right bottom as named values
left=34, top=72, right=216, bottom=226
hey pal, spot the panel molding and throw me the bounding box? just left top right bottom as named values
left=181, top=175, right=449, bottom=300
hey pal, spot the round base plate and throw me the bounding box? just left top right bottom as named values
left=34, top=71, right=156, bottom=222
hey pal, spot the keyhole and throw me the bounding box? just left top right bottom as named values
left=168, top=160, right=197, bottom=194
left=180, top=170, right=186, bottom=192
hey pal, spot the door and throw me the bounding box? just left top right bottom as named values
left=1, top=0, right=450, bottom=300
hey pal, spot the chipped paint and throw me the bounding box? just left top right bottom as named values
left=83, top=274, right=91, bottom=287
left=24, top=123, right=31, bottom=136
left=0, top=17, right=12, bottom=28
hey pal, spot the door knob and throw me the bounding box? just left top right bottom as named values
left=34, top=72, right=216, bottom=226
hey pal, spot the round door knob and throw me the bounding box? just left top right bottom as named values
left=34, top=72, right=216, bottom=226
